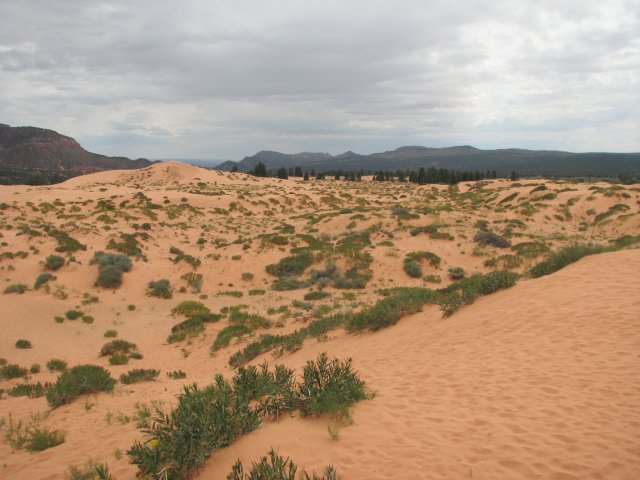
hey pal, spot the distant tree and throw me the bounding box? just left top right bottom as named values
left=294, top=166, right=303, bottom=177
left=277, top=167, right=289, bottom=179
left=510, top=170, right=519, bottom=181
left=288, top=168, right=294, bottom=177
left=253, top=162, right=267, bottom=177
left=231, top=165, right=238, bottom=172
left=311, top=169, right=316, bottom=177
left=303, top=171, right=309, bottom=181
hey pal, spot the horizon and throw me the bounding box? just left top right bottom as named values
left=1, top=1, right=639, bottom=158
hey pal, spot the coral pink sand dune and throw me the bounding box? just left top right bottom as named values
left=203, top=250, right=640, bottom=480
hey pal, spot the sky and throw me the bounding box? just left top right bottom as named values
left=1, top=0, right=639, bottom=161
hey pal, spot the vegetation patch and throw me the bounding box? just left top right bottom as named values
left=46, top=364, right=116, bottom=408
left=228, top=449, right=337, bottom=480
left=120, top=369, right=160, bottom=385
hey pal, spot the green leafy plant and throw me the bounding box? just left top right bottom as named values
left=228, top=449, right=337, bottom=480
left=46, top=364, right=116, bottom=408
left=15, top=339, right=32, bottom=349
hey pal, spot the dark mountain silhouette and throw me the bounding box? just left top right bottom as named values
left=0, top=124, right=153, bottom=184
left=217, top=145, right=640, bottom=177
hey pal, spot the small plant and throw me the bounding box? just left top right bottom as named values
left=147, top=279, right=173, bottom=299
left=304, top=291, right=330, bottom=301
left=63, top=309, right=83, bottom=320
left=473, top=231, right=511, bottom=248
left=211, top=324, right=253, bottom=351
left=4, top=283, right=28, bottom=294
left=15, top=339, right=32, bottom=349
left=44, top=255, right=65, bottom=271
left=100, top=339, right=137, bottom=356
left=30, top=363, right=41, bottom=374
left=26, top=427, right=66, bottom=452
left=228, top=450, right=337, bottom=480
left=171, top=300, right=210, bottom=316
left=1, top=363, right=27, bottom=379
left=34, top=272, right=56, bottom=289
left=167, top=370, right=187, bottom=379
left=46, top=364, right=116, bottom=408
left=47, top=358, right=68, bottom=372
left=241, top=272, right=254, bottom=281
left=120, top=369, right=160, bottom=384
left=91, top=252, right=133, bottom=289
left=104, top=329, right=118, bottom=338
left=448, top=267, right=466, bottom=280
left=108, top=353, right=129, bottom=365
left=82, top=315, right=94, bottom=324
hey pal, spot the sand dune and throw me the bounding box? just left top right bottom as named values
left=0, top=163, right=638, bottom=479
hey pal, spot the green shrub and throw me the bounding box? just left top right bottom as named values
left=448, top=267, right=466, bottom=280
left=405, top=251, right=441, bottom=268
left=26, top=427, right=66, bottom=452
left=47, top=358, right=68, bottom=372
left=4, top=283, right=28, bottom=294
left=82, top=315, right=94, bottom=324
left=50, top=230, right=86, bottom=253
left=168, top=313, right=223, bottom=342
left=65, top=309, right=83, bottom=320
left=167, top=370, right=187, bottom=380
left=529, top=244, right=612, bottom=278
left=228, top=449, right=337, bottom=480
left=248, top=289, right=266, bottom=296
left=211, top=324, right=253, bottom=351
left=95, top=264, right=125, bottom=288
left=100, top=339, right=137, bottom=356
left=91, top=252, right=132, bottom=289
left=8, top=381, right=51, bottom=398
left=120, top=369, right=160, bottom=384
left=171, top=300, right=210, bottom=316
left=109, top=353, right=129, bottom=365
left=403, top=260, right=422, bottom=278
left=15, top=339, right=32, bottom=349
left=297, top=353, right=366, bottom=418
left=181, top=272, right=203, bottom=293
left=104, top=329, right=118, bottom=338
left=46, top=364, right=116, bottom=408
left=266, top=252, right=314, bottom=278
left=45, top=255, right=65, bottom=271
left=34, top=272, right=56, bottom=289
left=304, top=291, right=330, bottom=301
left=511, top=241, right=550, bottom=257
left=1, top=363, right=27, bottom=379
left=147, top=279, right=173, bottom=299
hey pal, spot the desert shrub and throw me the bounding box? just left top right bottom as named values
left=511, top=241, right=549, bottom=257
left=403, top=260, right=422, bottom=278
left=168, top=313, right=223, bottom=342
left=181, top=272, right=203, bottom=293
left=45, top=255, right=65, bottom=271
left=423, top=274, right=441, bottom=283
left=4, top=283, right=28, bottom=294
left=211, top=324, right=253, bottom=351
left=47, top=358, right=68, bottom=372
left=34, top=272, right=56, bottom=289
left=100, top=339, right=137, bottom=356
left=107, top=233, right=144, bottom=258
left=218, top=290, right=244, bottom=298
left=406, top=251, right=441, bottom=268
left=15, top=339, right=32, bottom=349
left=529, top=244, right=612, bottom=278
left=241, top=272, right=254, bottom=281
left=95, top=264, right=125, bottom=288
left=26, top=427, right=66, bottom=452
left=30, top=363, right=40, bottom=373
left=448, top=267, right=466, bottom=279
left=148, top=279, right=173, bottom=299
left=46, top=364, right=116, bottom=408
left=109, top=353, right=129, bottom=365
left=91, top=252, right=132, bottom=289
left=272, top=277, right=312, bottom=291
left=266, top=252, right=314, bottom=278
left=171, top=300, right=210, bottom=316
left=1, top=363, right=27, bottom=379
left=473, top=231, right=511, bottom=248
left=82, top=315, right=94, bottom=324
left=304, top=291, right=330, bottom=301
left=64, top=461, right=114, bottom=480
left=8, top=381, right=51, bottom=398
left=65, top=309, right=83, bottom=320
left=297, top=353, right=366, bottom=417
left=120, top=369, right=160, bottom=384
left=167, top=370, right=186, bottom=380
left=612, top=235, right=640, bottom=248
left=346, top=288, right=434, bottom=332
left=228, top=449, right=337, bottom=480
left=170, top=247, right=201, bottom=268
left=249, top=289, right=266, bottom=296
left=104, top=329, right=118, bottom=338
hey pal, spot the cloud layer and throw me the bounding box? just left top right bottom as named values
left=1, top=0, right=639, bottom=159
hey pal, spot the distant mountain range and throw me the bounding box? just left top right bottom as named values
left=0, top=124, right=153, bottom=185
left=217, top=146, right=640, bottom=177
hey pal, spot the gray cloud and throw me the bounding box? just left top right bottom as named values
left=1, top=0, right=638, bottom=159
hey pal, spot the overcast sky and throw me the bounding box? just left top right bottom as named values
left=1, top=0, right=639, bottom=160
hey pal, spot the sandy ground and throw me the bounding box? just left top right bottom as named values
left=0, top=162, right=638, bottom=479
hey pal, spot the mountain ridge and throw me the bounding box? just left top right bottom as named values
left=0, top=124, right=154, bottom=185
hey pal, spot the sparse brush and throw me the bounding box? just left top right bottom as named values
left=46, top=364, right=116, bottom=408
left=26, top=427, right=66, bottom=452
left=47, top=358, right=68, bottom=372
left=100, top=339, right=137, bottom=356
left=473, top=231, right=511, bottom=248
left=15, top=339, right=32, bottom=349
left=34, top=272, right=56, bottom=289
left=44, top=254, right=65, bottom=271
left=529, top=243, right=613, bottom=278
left=147, top=279, right=173, bottom=299
left=120, top=369, right=160, bottom=384
left=227, top=449, right=338, bottom=480
left=171, top=300, right=210, bottom=316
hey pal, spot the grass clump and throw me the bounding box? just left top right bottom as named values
left=211, top=324, right=253, bottom=351
left=44, top=254, right=65, bottom=271
left=511, top=241, right=549, bottom=257
left=100, top=339, right=137, bottom=356
left=266, top=252, right=314, bottom=278
left=50, top=229, right=86, bottom=253
left=109, top=353, right=129, bottom=365
left=171, top=300, right=210, bottom=316
left=1, top=363, right=27, bottom=379
left=34, top=272, right=56, bottom=289
left=168, top=313, right=223, bottom=343
left=228, top=449, right=337, bottom=480
left=4, top=283, right=28, bottom=294
left=26, top=427, right=66, bottom=452
left=47, top=358, right=68, bottom=372
left=167, top=370, right=187, bottom=380
left=15, top=339, right=32, bottom=349
left=8, top=381, right=51, bottom=398
left=46, top=364, right=116, bottom=408
left=104, top=329, right=118, bottom=338
left=529, top=244, right=613, bottom=278
left=120, top=369, right=160, bottom=384
left=147, top=279, right=173, bottom=299
left=304, top=291, right=330, bottom=301
left=181, top=272, right=203, bottom=293
left=65, top=309, right=83, bottom=320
